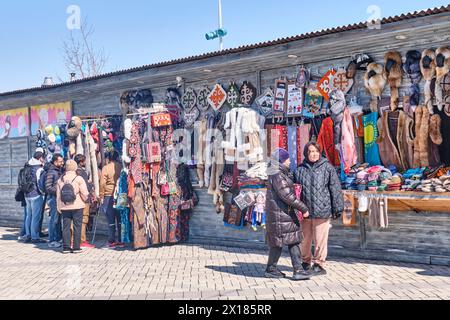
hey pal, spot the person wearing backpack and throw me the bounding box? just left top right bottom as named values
left=56, top=160, right=89, bottom=254
left=74, top=154, right=95, bottom=249
left=44, top=153, right=64, bottom=248
left=23, top=152, right=46, bottom=244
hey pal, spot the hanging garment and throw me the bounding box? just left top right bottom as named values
left=287, top=126, right=298, bottom=172
left=168, top=195, right=181, bottom=244
left=273, top=125, right=288, bottom=150
left=413, top=106, right=443, bottom=168
left=317, top=117, right=340, bottom=167
left=194, top=120, right=207, bottom=187
left=341, top=107, right=358, bottom=174
left=362, top=112, right=382, bottom=166
left=377, top=110, right=412, bottom=172
left=265, top=124, right=274, bottom=157
left=131, top=184, right=149, bottom=249
left=129, top=122, right=143, bottom=184
left=352, top=113, right=365, bottom=164
left=156, top=194, right=169, bottom=244
left=368, top=196, right=389, bottom=229
left=437, top=109, right=450, bottom=166
left=117, top=170, right=132, bottom=243
left=297, top=124, right=311, bottom=165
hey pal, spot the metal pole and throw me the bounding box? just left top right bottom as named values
left=218, top=0, right=223, bottom=50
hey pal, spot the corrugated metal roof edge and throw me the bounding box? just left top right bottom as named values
left=1, top=4, right=449, bottom=97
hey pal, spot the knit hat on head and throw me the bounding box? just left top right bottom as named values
left=65, top=159, right=77, bottom=172
left=272, top=148, right=290, bottom=164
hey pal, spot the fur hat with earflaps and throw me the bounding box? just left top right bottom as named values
left=384, top=51, right=403, bottom=111
left=364, top=62, right=387, bottom=112
left=435, top=47, right=450, bottom=111
left=404, top=50, right=422, bottom=107
left=421, top=49, right=437, bottom=114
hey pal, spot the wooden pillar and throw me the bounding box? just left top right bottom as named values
left=359, top=211, right=367, bottom=251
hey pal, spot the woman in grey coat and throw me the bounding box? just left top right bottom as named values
left=265, top=148, right=311, bottom=281
left=295, top=142, right=344, bottom=276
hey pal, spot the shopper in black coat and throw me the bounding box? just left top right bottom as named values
left=294, top=142, right=344, bottom=276
left=265, top=148, right=311, bottom=281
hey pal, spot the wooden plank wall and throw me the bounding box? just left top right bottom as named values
left=0, top=12, right=450, bottom=263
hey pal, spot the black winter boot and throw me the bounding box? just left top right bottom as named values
left=264, top=267, right=286, bottom=279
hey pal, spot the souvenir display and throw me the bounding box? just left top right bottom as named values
left=226, top=82, right=241, bottom=108
left=183, top=107, right=200, bottom=129
left=303, top=81, right=324, bottom=118
left=332, top=67, right=354, bottom=93
left=182, top=88, right=197, bottom=111
left=273, top=79, right=287, bottom=112
left=197, top=86, right=211, bottom=112
left=208, top=84, right=227, bottom=111
left=286, top=81, right=304, bottom=116
left=317, top=69, right=336, bottom=101
left=240, top=81, right=257, bottom=106
left=364, top=62, right=387, bottom=112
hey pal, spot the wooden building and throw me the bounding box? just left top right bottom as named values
left=1, top=6, right=450, bottom=265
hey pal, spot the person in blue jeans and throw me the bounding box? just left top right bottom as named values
left=24, top=152, right=46, bottom=244
left=45, top=153, right=64, bottom=248
left=99, top=151, right=123, bottom=249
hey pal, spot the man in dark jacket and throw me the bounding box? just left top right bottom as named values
left=45, top=153, right=64, bottom=248
left=295, top=142, right=344, bottom=276
left=265, top=148, right=311, bottom=281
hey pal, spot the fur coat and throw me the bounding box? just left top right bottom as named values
left=364, top=62, right=387, bottom=112
left=384, top=51, right=403, bottom=111
left=222, top=108, right=264, bottom=170
left=413, top=106, right=443, bottom=168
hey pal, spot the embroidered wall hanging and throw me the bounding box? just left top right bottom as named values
left=303, top=81, right=324, bottom=118
left=317, top=69, right=336, bottom=101
left=197, top=87, right=211, bottom=112
left=182, top=88, right=197, bottom=112
left=332, top=67, right=354, bottom=93
left=273, top=79, right=288, bottom=112
left=184, top=107, right=200, bottom=129
left=256, top=88, right=274, bottom=109
left=226, top=82, right=241, bottom=108
left=240, top=81, right=257, bottom=106
left=208, top=84, right=227, bottom=111
left=286, top=81, right=304, bottom=116
left=151, top=113, right=172, bottom=127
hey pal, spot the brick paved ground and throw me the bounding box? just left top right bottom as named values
left=0, top=227, right=449, bottom=300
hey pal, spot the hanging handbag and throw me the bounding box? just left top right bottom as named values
left=151, top=113, right=172, bottom=127
left=116, top=193, right=128, bottom=210
left=169, top=181, right=178, bottom=195
left=160, top=183, right=170, bottom=196
left=148, top=142, right=162, bottom=163
left=157, top=170, right=168, bottom=185
left=180, top=199, right=194, bottom=211
left=220, top=171, right=233, bottom=192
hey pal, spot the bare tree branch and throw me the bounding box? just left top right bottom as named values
left=61, top=17, right=108, bottom=81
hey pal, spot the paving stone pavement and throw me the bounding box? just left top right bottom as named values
left=0, top=227, right=449, bottom=300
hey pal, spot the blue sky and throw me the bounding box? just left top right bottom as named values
left=0, top=0, right=449, bottom=93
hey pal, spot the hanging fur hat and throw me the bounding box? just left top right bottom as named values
left=421, top=49, right=437, bottom=114
left=435, top=47, right=450, bottom=111
left=124, top=119, right=132, bottom=140
left=404, top=50, right=422, bottom=108
left=66, top=126, right=80, bottom=140
left=71, top=116, right=82, bottom=130
left=364, top=62, right=387, bottom=112
left=384, top=51, right=403, bottom=111
left=436, top=47, right=450, bottom=79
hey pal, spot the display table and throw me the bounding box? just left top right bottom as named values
left=343, top=190, right=450, bottom=213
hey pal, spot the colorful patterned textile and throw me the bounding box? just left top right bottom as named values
left=362, top=112, right=382, bottom=166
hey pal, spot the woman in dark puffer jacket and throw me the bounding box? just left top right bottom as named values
left=295, top=142, right=344, bottom=276
left=265, top=148, right=311, bottom=281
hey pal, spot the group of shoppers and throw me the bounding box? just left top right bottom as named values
left=16, top=149, right=123, bottom=254
left=265, top=142, right=344, bottom=281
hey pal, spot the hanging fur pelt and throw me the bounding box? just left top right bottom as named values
left=420, top=49, right=436, bottom=114
left=84, top=124, right=92, bottom=180
left=435, top=47, right=450, bottom=111
left=364, top=62, right=387, bottom=112
left=76, top=133, right=84, bottom=156
left=89, top=132, right=100, bottom=198
left=384, top=51, right=403, bottom=111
